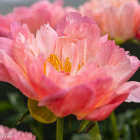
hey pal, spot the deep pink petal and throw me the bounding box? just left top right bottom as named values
left=0, top=37, right=14, bottom=59
left=39, top=85, right=94, bottom=117
left=84, top=93, right=128, bottom=121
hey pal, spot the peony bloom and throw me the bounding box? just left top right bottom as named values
left=0, top=0, right=76, bottom=37
left=0, top=125, right=36, bottom=140
left=0, top=12, right=139, bottom=121
left=80, top=0, right=140, bottom=42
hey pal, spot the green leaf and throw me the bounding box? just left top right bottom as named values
left=28, top=98, right=56, bottom=124
left=85, top=122, right=101, bottom=140
left=0, top=101, right=13, bottom=112
left=77, top=120, right=101, bottom=140
left=17, top=110, right=29, bottom=125
left=77, top=120, right=90, bottom=133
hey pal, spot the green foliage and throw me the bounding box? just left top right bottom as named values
left=77, top=120, right=101, bottom=140
left=28, top=98, right=56, bottom=124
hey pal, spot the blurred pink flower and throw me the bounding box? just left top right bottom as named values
left=0, top=0, right=76, bottom=37
left=0, top=125, right=35, bottom=140
left=80, top=0, right=140, bottom=41
left=0, top=12, right=139, bottom=121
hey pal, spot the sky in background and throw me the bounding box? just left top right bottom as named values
left=0, top=0, right=87, bottom=14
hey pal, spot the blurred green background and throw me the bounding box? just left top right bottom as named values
left=0, top=0, right=140, bottom=140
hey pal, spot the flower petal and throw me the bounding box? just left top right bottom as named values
left=36, top=24, right=58, bottom=58
left=39, top=85, right=95, bottom=117
left=0, top=50, right=37, bottom=99
left=85, top=93, right=128, bottom=121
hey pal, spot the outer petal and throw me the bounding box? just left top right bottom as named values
left=0, top=37, right=14, bottom=59
left=116, top=81, right=140, bottom=102
left=0, top=50, right=37, bottom=99
left=96, top=40, right=140, bottom=86
left=85, top=93, right=128, bottom=121
left=39, top=85, right=95, bottom=117
left=11, top=23, right=38, bottom=71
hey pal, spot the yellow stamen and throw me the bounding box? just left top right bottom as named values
left=64, top=57, right=71, bottom=73
left=78, top=62, right=84, bottom=70
left=48, top=54, right=63, bottom=70
left=46, top=54, right=71, bottom=74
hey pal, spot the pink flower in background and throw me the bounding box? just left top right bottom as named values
left=0, top=0, right=76, bottom=37
left=0, top=12, right=139, bottom=121
left=80, top=0, right=140, bottom=41
left=0, top=125, right=36, bottom=140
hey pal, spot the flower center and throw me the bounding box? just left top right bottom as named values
left=47, top=54, right=72, bottom=74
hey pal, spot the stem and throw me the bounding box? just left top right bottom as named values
left=56, top=117, right=64, bottom=140
left=110, top=112, right=118, bottom=140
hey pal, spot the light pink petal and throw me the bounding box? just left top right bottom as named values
left=116, top=81, right=140, bottom=102
left=96, top=40, right=116, bottom=66
left=55, top=37, right=79, bottom=74
left=36, top=24, right=58, bottom=58
left=84, top=93, right=128, bottom=121
left=56, top=12, right=96, bottom=36
left=56, top=12, right=100, bottom=62
left=39, top=85, right=94, bottom=117
left=11, top=23, right=39, bottom=71
left=96, top=40, right=140, bottom=86
left=126, top=87, right=140, bottom=102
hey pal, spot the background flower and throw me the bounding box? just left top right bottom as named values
left=80, top=0, right=140, bottom=42
left=0, top=0, right=76, bottom=37
left=0, top=125, right=36, bottom=140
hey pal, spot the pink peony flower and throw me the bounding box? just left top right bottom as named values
left=79, top=0, right=140, bottom=41
left=0, top=0, right=76, bottom=37
left=0, top=12, right=139, bottom=121
left=0, top=125, right=36, bottom=140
